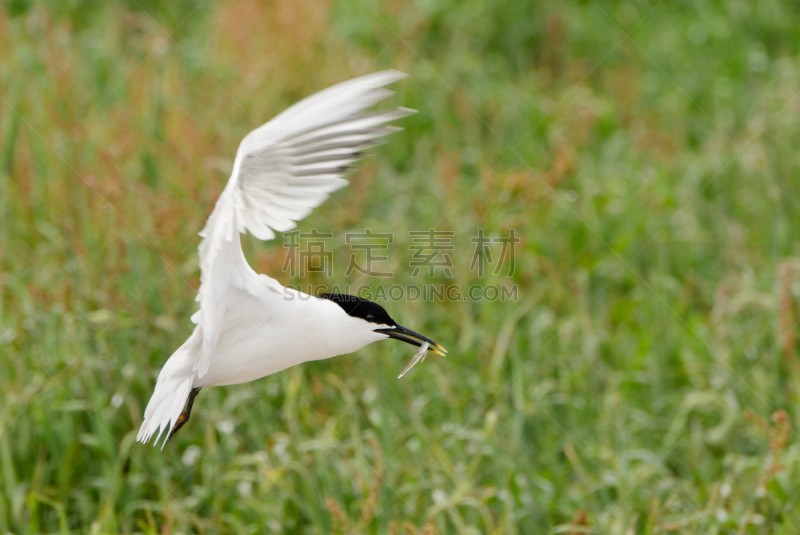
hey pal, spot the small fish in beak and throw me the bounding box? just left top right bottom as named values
left=398, top=342, right=430, bottom=379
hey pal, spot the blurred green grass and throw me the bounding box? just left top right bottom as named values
left=3, top=0, right=800, bottom=532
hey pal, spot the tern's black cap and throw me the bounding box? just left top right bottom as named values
left=318, top=293, right=396, bottom=326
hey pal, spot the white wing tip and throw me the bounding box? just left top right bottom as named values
left=381, top=69, right=408, bottom=82
left=357, top=69, right=408, bottom=87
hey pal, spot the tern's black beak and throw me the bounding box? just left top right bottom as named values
left=374, top=324, right=447, bottom=356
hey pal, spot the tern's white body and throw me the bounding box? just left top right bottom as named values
left=137, top=71, right=411, bottom=447
left=173, top=282, right=387, bottom=389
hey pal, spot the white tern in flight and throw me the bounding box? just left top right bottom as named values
left=137, top=71, right=446, bottom=448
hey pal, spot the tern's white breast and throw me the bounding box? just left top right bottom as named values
left=196, top=288, right=385, bottom=387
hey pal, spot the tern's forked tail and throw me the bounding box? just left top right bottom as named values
left=137, top=336, right=199, bottom=448
left=137, top=375, right=194, bottom=448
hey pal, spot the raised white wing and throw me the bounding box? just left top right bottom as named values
left=192, top=70, right=413, bottom=377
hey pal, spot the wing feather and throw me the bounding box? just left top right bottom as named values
left=192, top=70, right=411, bottom=377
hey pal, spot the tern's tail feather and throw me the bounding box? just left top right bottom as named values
left=137, top=341, right=197, bottom=448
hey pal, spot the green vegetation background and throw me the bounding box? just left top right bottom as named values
left=3, top=0, right=800, bottom=533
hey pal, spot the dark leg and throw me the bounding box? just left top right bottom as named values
left=167, top=387, right=202, bottom=442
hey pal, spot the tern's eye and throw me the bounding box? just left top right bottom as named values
left=366, top=315, right=374, bottom=321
